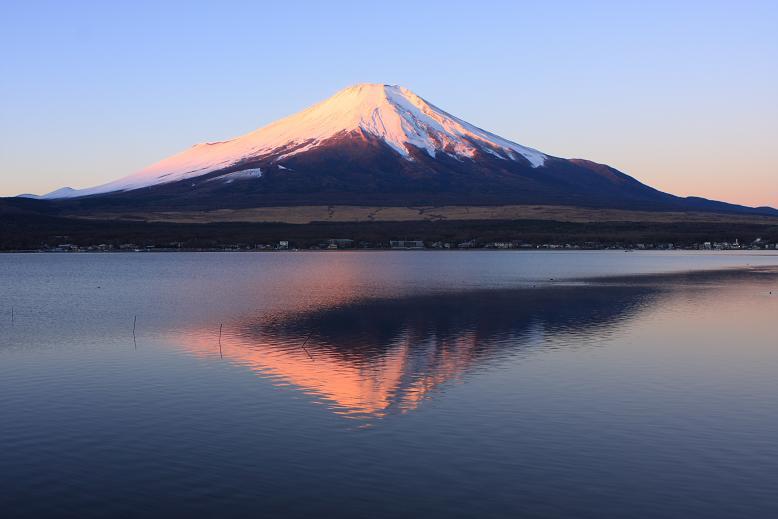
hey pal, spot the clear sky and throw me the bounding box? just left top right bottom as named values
left=1, top=0, right=776, bottom=207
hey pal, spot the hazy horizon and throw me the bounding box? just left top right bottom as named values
left=2, top=1, right=776, bottom=207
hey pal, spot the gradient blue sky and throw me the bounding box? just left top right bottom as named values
left=1, top=0, right=776, bottom=206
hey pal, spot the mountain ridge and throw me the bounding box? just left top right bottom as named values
left=16, top=83, right=777, bottom=217
left=32, top=83, right=546, bottom=199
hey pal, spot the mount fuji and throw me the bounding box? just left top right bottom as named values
left=23, top=84, right=777, bottom=216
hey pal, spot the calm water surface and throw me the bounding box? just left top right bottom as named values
left=1, top=251, right=778, bottom=518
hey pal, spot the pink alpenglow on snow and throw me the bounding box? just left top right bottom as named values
left=37, top=84, right=546, bottom=199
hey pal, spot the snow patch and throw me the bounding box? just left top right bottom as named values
left=211, top=168, right=263, bottom=182
left=20, top=187, right=79, bottom=199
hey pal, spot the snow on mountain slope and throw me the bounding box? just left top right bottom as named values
left=19, top=187, right=78, bottom=200
left=36, top=84, right=547, bottom=198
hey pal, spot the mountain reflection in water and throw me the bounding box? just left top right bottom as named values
left=177, top=284, right=658, bottom=419
left=3, top=257, right=778, bottom=519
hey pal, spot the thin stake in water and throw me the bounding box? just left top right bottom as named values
left=300, top=331, right=314, bottom=361
left=219, top=323, right=223, bottom=359
left=133, top=315, right=137, bottom=349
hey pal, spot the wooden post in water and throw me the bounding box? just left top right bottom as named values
left=300, top=331, right=314, bottom=361
left=133, top=315, right=137, bottom=349
left=219, top=323, right=223, bottom=359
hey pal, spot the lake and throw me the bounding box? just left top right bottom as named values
left=1, top=251, right=778, bottom=518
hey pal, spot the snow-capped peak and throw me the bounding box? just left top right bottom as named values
left=33, top=83, right=547, bottom=198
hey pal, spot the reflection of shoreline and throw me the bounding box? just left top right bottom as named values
left=175, top=283, right=663, bottom=420
left=576, top=265, right=778, bottom=285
